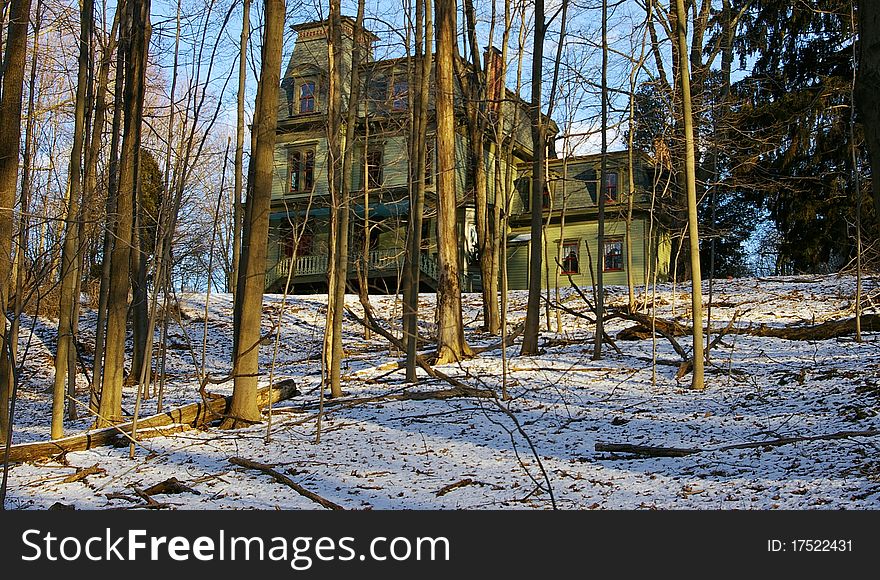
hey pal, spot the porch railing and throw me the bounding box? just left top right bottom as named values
left=265, top=249, right=441, bottom=287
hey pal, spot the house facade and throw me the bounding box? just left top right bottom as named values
left=506, top=151, right=672, bottom=291
left=264, top=17, right=541, bottom=294
left=263, top=17, right=670, bottom=296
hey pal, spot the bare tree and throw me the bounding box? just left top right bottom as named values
left=52, top=0, right=94, bottom=438
left=435, top=0, right=473, bottom=363
left=0, top=0, right=35, bottom=443
left=98, top=0, right=152, bottom=426
left=403, top=0, right=433, bottom=381
left=226, top=0, right=285, bottom=427
left=672, top=0, right=704, bottom=390
left=231, top=0, right=251, bottom=294
left=521, top=0, right=547, bottom=356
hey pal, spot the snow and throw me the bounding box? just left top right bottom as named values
left=4, top=274, right=880, bottom=510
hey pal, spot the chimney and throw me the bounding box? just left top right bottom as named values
left=484, top=46, right=503, bottom=117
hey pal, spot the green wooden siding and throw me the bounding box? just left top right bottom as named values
left=506, top=216, right=670, bottom=290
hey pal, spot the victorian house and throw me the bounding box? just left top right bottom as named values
left=264, top=16, right=669, bottom=296
left=264, top=16, right=542, bottom=294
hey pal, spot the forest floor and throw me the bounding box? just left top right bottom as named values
left=4, top=274, right=880, bottom=510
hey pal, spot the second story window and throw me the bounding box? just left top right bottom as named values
left=289, top=148, right=315, bottom=194
left=299, top=81, right=316, bottom=113
left=604, top=171, right=618, bottom=202
left=366, top=148, right=383, bottom=189
left=391, top=80, right=408, bottom=111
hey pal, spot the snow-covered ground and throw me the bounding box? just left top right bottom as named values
left=4, top=274, right=880, bottom=510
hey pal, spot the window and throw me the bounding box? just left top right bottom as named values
left=283, top=225, right=313, bottom=258
left=542, top=185, right=551, bottom=210
left=603, top=238, right=624, bottom=272
left=367, top=78, right=388, bottom=104
left=299, top=81, right=316, bottom=113
left=288, top=149, right=315, bottom=194
left=515, top=178, right=530, bottom=209
left=391, top=80, right=409, bottom=111
left=604, top=171, right=618, bottom=202
left=366, top=148, right=383, bottom=189
left=561, top=241, right=580, bottom=274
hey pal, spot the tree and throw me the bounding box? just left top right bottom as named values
left=231, top=0, right=251, bottom=295
left=672, top=0, right=705, bottom=390
left=0, top=0, right=36, bottom=443
left=594, top=0, right=607, bottom=360
left=52, top=0, right=95, bottom=438
left=99, top=0, right=152, bottom=426
left=460, top=0, right=501, bottom=334
left=729, top=0, right=873, bottom=273
left=226, top=0, right=285, bottom=427
left=402, top=0, right=433, bottom=382
left=521, top=0, right=547, bottom=356
left=856, top=0, right=880, bottom=220
left=434, top=0, right=473, bottom=364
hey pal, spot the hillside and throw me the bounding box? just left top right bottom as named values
left=3, top=274, right=880, bottom=510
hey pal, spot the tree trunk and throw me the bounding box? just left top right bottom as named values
left=403, top=0, right=433, bottom=382
left=593, top=0, right=608, bottom=361
left=672, top=0, right=705, bottom=390
left=462, top=0, right=499, bottom=335
left=91, top=10, right=125, bottom=414
left=435, top=0, right=473, bottom=364
left=231, top=0, right=250, bottom=295
left=98, top=0, right=151, bottom=426
left=0, top=0, right=35, bottom=444
left=130, top=195, right=149, bottom=388
left=224, top=0, right=284, bottom=427
left=52, top=0, right=94, bottom=436
left=521, top=0, right=546, bottom=356
left=323, top=0, right=350, bottom=399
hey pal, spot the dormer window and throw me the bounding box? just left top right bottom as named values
left=604, top=171, right=618, bottom=202
left=299, top=81, right=316, bottom=113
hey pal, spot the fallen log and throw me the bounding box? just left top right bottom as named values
left=4, top=380, right=300, bottom=464
left=228, top=456, right=344, bottom=510
left=742, top=315, right=880, bottom=340
left=595, top=443, right=700, bottom=457
left=596, top=428, right=880, bottom=458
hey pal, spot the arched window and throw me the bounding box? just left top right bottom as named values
left=299, top=81, right=316, bottom=113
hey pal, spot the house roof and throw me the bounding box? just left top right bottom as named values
left=292, top=16, right=380, bottom=43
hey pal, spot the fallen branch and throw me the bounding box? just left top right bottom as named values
left=229, top=456, right=344, bottom=510
left=435, top=478, right=480, bottom=496
left=345, top=307, right=495, bottom=397
left=62, top=463, right=106, bottom=483
left=596, top=428, right=880, bottom=458
left=142, top=477, right=200, bottom=496
left=131, top=487, right=173, bottom=509
left=5, top=380, right=299, bottom=464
